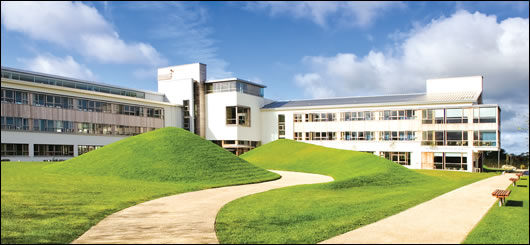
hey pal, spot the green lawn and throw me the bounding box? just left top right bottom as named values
left=1, top=127, right=279, bottom=244
left=463, top=176, right=529, bottom=244
left=215, top=139, right=496, bottom=244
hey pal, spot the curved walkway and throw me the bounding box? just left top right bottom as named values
left=72, top=170, right=333, bottom=244
left=320, top=173, right=515, bottom=244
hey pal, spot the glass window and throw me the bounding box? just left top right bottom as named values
left=434, top=109, right=444, bottom=124
left=478, top=107, right=496, bottom=123
left=278, top=114, right=285, bottom=139
left=226, top=106, right=237, bottom=125
left=422, top=109, right=434, bottom=124
left=446, top=109, right=463, bottom=123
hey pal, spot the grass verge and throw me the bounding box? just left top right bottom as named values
left=463, top=176, right=529, bottom=244
left=215, top=139, right=496, bottom=244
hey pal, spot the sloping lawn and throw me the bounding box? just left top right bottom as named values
left=463, top=176, right=529, bottom=244
left=215, top=139, right=495, bottom=244
left=1, top=128, right=279, bottom=244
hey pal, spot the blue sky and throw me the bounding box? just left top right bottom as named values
left=1, top=1, right=529, bottom=154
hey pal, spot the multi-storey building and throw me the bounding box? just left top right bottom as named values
left=1, top=63, right=500, bottom=172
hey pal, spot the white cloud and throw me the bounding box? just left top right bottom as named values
left=1, top=1, right=166, bottom=66
left=18, top=54, right=95, bottom=80
left=243, top=1, right=404, bottom=28
left=294, top=10, right=529, bottom=153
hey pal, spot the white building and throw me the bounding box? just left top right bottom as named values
left=1, top=63, right=500, bottom=172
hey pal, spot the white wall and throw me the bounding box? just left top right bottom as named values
left=158, top=63, right=206, bottom=82
left=205, top=91, right=265, bottom=141
left=426, top=76, right=483, bottom=94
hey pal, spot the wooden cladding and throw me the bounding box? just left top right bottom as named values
left=1, top=103, right=163, bottom=128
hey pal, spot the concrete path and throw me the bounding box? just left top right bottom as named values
left=72, top=170, right=333, bottom=244
left=320, top=173, right=516, bottom=244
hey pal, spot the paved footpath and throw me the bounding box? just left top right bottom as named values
left=72, top=170, right=333, bottom=244
left=320, top=173, right=516, bottom=244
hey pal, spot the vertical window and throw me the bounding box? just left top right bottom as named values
left=434, top=109, right=445, bottom=124
left=226, top=107, right=236, bottom=124
left=238, top=107, right=250, bottom=126
left=278, top=114, right=285, bottom=139
left=422, top=109, right=434, bottom=124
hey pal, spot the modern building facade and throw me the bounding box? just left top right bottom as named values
left=1, top=63, right=500, bottom=172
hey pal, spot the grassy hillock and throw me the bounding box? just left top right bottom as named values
left=2, top=127, right=278, bottom=244
left=45, top=127, right=278, bottom=186
left=216, top=139, right=495, bottom=244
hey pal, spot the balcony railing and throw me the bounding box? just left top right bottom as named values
left=473, top=140, right=497, bottom=147
left=421, top=140, right=469, bottom=146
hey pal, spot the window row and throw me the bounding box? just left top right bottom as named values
left=422, top=108, right=496, bottom=124
left=206, top=81, right=264, bottom=97
left=2, top=88, right=164, bottom=118
left=1, top=117, right=156, bottom=136
left=0, top=117, right=29, bottom=130
left=422, top=131, right=469, bottom=146
left=294, top=131, right=414, bottom=141
left=34, top=144, right=74, bottom=156
left=379, top=110, right=416, bottom=120
left=305, top=113, right=336, bottom=122
left=1, top=144, right=105, bottom=157
left=421, top=130, right=497, bottom=147
left=292, top=108, right=496, bottom=124
left=305, top=132, right=337, bottom=141
left=1, top=144, right=29, bottom=156
left=434, top=152, right=468, bottom=171
left=290, top=130, right=496, bottom=146
left=341, top=131, right=376, bottom=141
left=341, top=111, right=375, bottom=121
left=1, top=88, right=28, bottom=104
left=294, top=110, right=416, bottom=123
left=78, top=145, right=103, bottom=155
left=380, top=131, right=416, bottom=141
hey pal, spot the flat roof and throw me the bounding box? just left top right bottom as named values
left=1, top=66, right=164, bottom=96
left=206, top=77, right=266, bottom=88
left=262, top=91, right=482, bottom=109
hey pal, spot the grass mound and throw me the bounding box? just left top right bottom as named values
left=216, top=139, right=494, bottom=244
left=45, top=127, right=279, bottom=185
left=2, top=127, right=279, bottom=244
left=241, top=139, right=423, bottom=182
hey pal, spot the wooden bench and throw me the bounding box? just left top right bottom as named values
left=491, top=189, right=511, bottom=206
left=509, top=177, right=519, bottom=186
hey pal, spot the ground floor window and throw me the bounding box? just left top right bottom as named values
left=434, top=152, right=468, bottom=171
left=294, top=132, right=303, bottom=141
left=380, top=152, right=411, bottom=166
left=1, top=143, right=29, bottom=156
left=306, top=132, right=336, bottom=141
left=78, top=145, right=103, bottom=155
left=34, top=144, right=73, bottom=156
